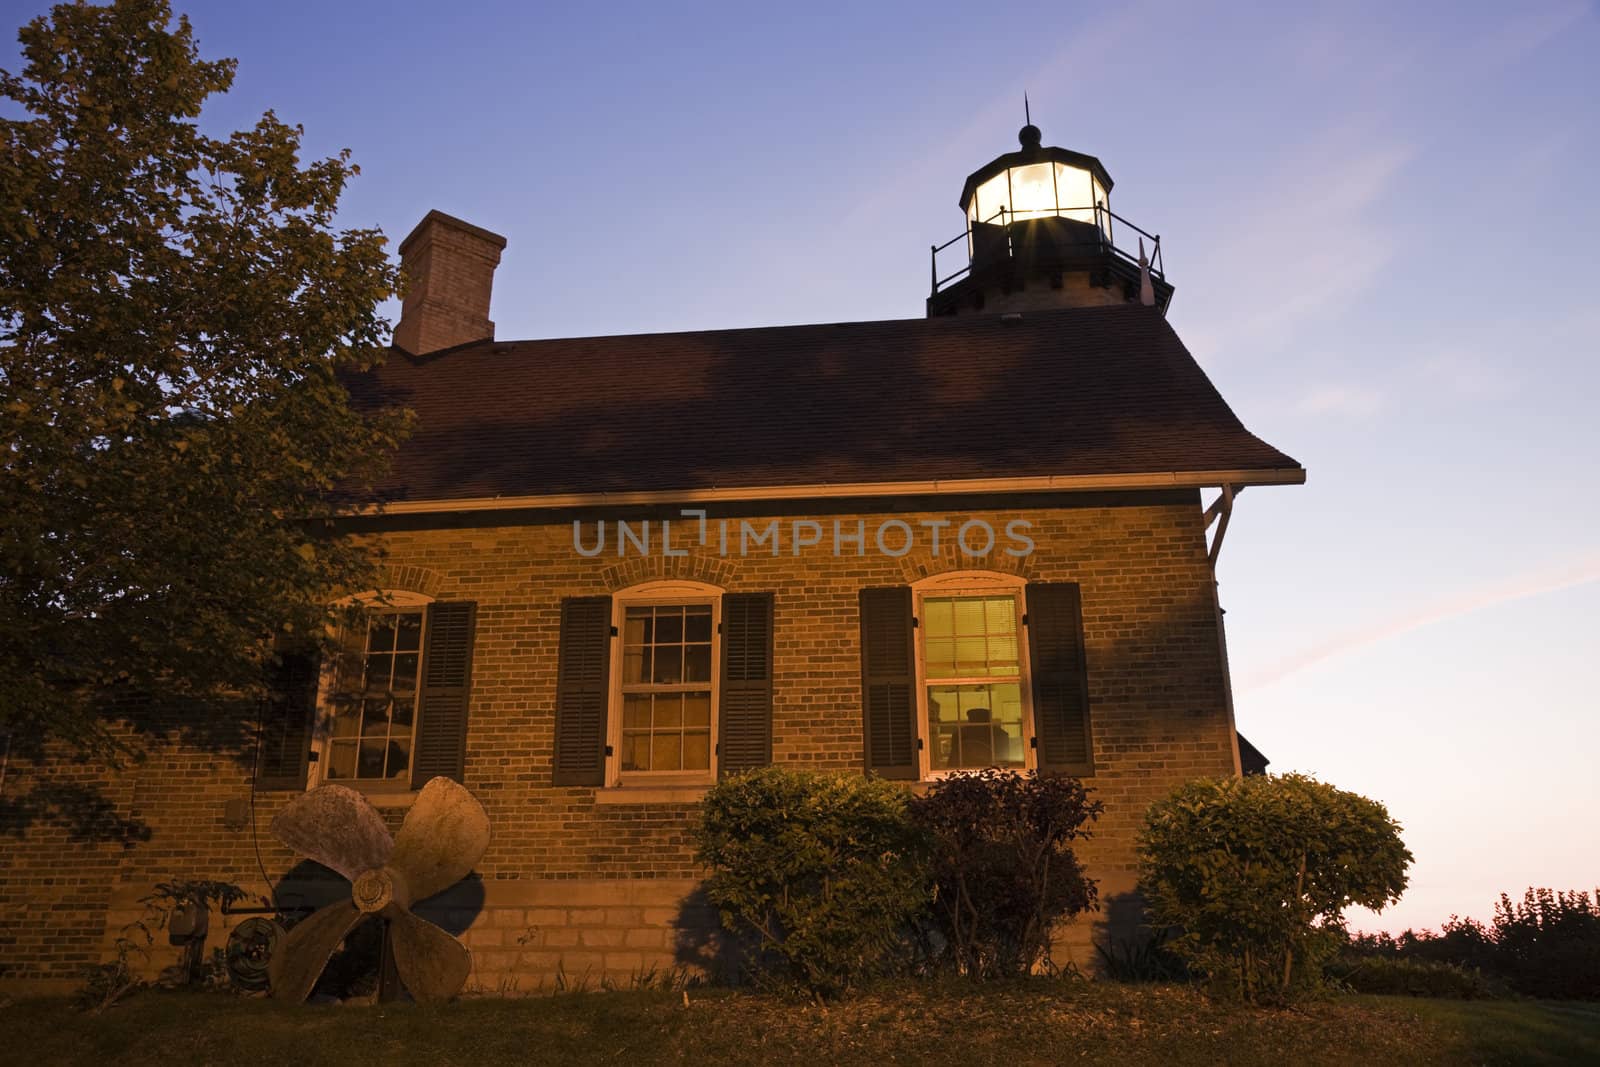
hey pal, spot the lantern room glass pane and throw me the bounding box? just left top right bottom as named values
left=1007, top=163, right=1056, bottom=221
left=973, top=171, right=1010, bottom=224
left=1054, top=163, right=1095, bottom=223
left=1093, top=176, right=1111, bottom=239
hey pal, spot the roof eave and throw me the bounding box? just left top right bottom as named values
left=348, top=467, right=1306, bottom=517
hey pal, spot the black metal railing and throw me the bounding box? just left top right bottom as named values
left=930, top=204, right=1164, bottom=295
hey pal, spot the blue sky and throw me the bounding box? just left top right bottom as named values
left=7, top=0, right=1597, bottom=930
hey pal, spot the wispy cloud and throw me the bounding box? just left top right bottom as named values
left=1240, top=552, right=1600, bottom=691
left=1179, top=130, right=1415, bottom=363
left=1294, top=382, right=1387, bottom=416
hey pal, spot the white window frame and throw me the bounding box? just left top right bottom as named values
left=606, top=579, right=723, bottom=788
left=308, top=589, right=435, bottom=792
left=911, top=571, right=1036, bottom=780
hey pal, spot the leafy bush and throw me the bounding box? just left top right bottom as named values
left=694, top=767, right=928, bottom=998
left=1137, top=773, right=1411, bottom=1003
left=909, top=770, right=1101, bottom=978
left=1345, top=889, right=1600, bottom=1000
left=1327, top=956, right=1500, bottom=999
left=1491, top=888, right=1600, bottom=1000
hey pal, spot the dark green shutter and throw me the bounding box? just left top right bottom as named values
left=256, top=650, right=319, bottom=790
left=1026, top=582, right=1094, bottom=776
left=412, top=601, right=477, bottom=787
left=553, top=596, right=612, bottom=786
left=860, top=586, right=917, bottom=779
left=719, top=592, right=774, bottom=777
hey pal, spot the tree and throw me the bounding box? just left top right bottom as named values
left=1137, top=773, right=1412, bottom=1002
left=0, top=0, right=407, bottom=755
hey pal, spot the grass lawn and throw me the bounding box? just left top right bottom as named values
left=4, top=982, right=1597, bottom=1066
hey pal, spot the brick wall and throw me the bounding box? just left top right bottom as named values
left=0, top=489, right=1239, bottom=993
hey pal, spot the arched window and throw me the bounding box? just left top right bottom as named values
left=311, top=590, right=435, bottom=791
left=911, top=571, right=1035, bottom=778
left=608, top=580, right=724, bottom=785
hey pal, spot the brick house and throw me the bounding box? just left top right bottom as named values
left=0, top=126, right=1301, bottom=994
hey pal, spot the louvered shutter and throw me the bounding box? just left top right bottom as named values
left=412, top=601, right=477, bottom=787
left=553, top=596, right=612, bottom=786
left=859, top=586, right=918, bottom=779
left=1026, top=582, right=1095, bottom=776
left=718, top=592, right=774, bottom=777
left=256, top=650, right=319, bottom=790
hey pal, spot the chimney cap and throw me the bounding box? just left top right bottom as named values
left=399, top=210, right=508, bottom=256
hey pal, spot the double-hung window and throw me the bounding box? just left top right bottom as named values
left=920, top=590, right=1028, bottom=772
left=323, top=608, right=425, bottom=786
left=863, top=571, right=1091, bottom=781
left=617, top=601, right=716, bottom=775
left=553, top=581, right=774, bottom=790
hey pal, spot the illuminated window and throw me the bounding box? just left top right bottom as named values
left=915, top=574, right=1033, bottom=775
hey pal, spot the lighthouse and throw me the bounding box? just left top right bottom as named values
left=928, top=123, right=1173, bottom=317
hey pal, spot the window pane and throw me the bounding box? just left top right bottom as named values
left=684, top=644, right=712, bottom=683
left=685, top=608, right=712, bottom=643
left=924, top=599, right=954, bottom=638
left=390, top=697, right=414, bottom=730
left=392, top=653, right=419, bottom=690
left=655, top=609, right=683, bottom=644
left=683, top=731, right=711, bottom=770
left=984, top=598, right=1013, bottom=632
left=329, top=696, right=360, bottom=737
left=361, top=697, right=390, bottom=735
left=953, top=598, right=985, bottom=635
left=1008, top=163, right=1056, bottom=221
left=955, top=637, right=987, bottom=674
left=928, top=683, right=1025, bottom=770
left=655, top=694, right=682, bottom=729
left=358, top=739, right=386, bottom=778
left=653, top=647, right=683, bottom=684
left=683, top=692, right=711, bottom=727
left=651, top=733, right=681, bottom=771
left=624, top=610, right=648, bottom=647
left=623, top=694, right=651, bottom=730
left=394, top=613, right=423, bottom=651
left=924, top=637, right=956, bottom=677
left=621, top=732, right=650, bottom=771
left=385, top=741, right=410, bottom=781
left=327, top=740, right=357, bottom=780
left=624, top=647, right=651, bottom=685
left=369, top=617, right=397, bottom=653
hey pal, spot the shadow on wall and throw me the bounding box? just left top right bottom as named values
left=671, top=884, right=749, bottom=985
left=0, top=780, right=151, bottom=845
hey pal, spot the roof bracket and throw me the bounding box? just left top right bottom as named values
left=1206, top=484, right=1241, bottom=567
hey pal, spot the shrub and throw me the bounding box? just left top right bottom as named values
left=694, top=767, right=928, bottom=998
left=1137, top=773, right=1411, bottom=1003
left=1339, top=889, right=1600, bottom=1000
left=1327, top=956, right=1500, bottom=999
left=909, top=769, right=1101, bottom=978
left=1490, top=888, right=1600, bottom=1000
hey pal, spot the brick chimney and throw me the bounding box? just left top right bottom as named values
left=393, top=210, right=508, bottom=355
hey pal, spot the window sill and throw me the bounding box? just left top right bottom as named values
left=593, top=785, right=711, bottom=805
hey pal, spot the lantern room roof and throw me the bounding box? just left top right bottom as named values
left=958, top=126, right=1115, bottom=211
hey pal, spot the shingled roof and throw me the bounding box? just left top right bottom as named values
left=346, top=304, right=1300, bottom=508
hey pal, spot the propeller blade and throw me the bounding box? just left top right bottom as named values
left=268, top=899, right=365, bottom=1003
left=271, top=783, right=394, bottom=880
left=389, top=776, right=489, bottom=902
left=389, top=909, right=471, bottom=1004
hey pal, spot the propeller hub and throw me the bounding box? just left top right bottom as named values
left=351, top=867, right=408, bottom=914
